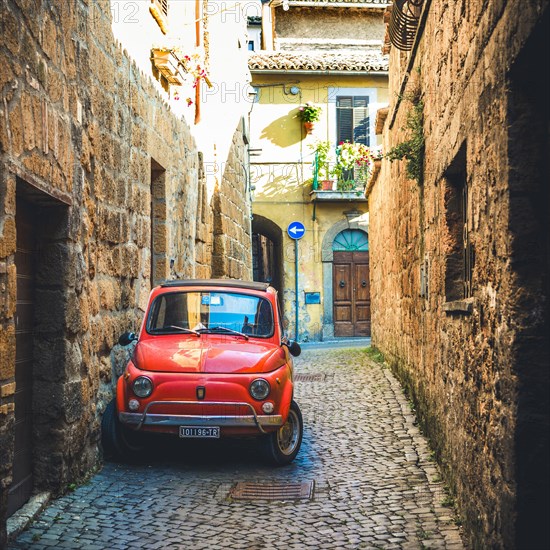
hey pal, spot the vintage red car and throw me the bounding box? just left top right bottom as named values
left=102, top=279, right=303, bottom=465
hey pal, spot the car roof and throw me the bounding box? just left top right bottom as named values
left=160, top=279, right=271, bottom=292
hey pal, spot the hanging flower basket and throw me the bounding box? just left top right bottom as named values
left=303, top=121, right=315, bottom=134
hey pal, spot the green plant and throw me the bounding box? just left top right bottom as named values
left=298, top=102, right=322, bottom=122
left=441, top=493, right=455, bottom=507
left=365, top=346, right=385, bottom=364
left=333, top=141, right=373, bottom=190
left=386, top=92, right=425, bottom=184
left=310, top=140, right=333, bottom=181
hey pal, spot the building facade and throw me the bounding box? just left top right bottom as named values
left=368, top=0, right=549, bottom=547
left=0, top=0, right=252, bottom=543
left=249, top=0, right=388, bottom=341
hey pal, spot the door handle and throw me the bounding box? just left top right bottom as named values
left=361, top=280, right=367, bottom=287
left=339, top=280, right=345, bottom=288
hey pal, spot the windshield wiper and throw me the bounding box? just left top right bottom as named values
left=152, top=325, right=200, bottom=336
left=197, top=326, right=249, bottom=340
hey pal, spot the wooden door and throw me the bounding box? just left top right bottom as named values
left=333, top=251, right=370, bottom=337
left=8, top=199, right=36, bottom=516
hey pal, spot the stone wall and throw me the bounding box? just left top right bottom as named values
left=369, top=1, right=549, bottom=548
left=212, top=123, right=252, bottom=279
left=0, top=0, right=251, bottom=544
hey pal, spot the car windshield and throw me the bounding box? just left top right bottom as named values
left=147, top=291, right=274, bottom=338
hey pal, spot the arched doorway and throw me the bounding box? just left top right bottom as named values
left=332, top=229, right=370, bottom=337
left=321, top=215, right=370, bottom=338
left=251, top=215, right=284, bottom=297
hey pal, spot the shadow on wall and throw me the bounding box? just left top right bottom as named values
left=252, top=163, right=308, bottom=203
left=260, top=109, right=303, bottom=147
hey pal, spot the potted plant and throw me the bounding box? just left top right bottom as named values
left=311, top=140, right=335, bottom=190
left=298, top=102, right=322, bottom=134
left=332, top=141, right=372, bottom=190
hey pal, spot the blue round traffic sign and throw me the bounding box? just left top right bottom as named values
left=287, top=221, right=306, bottom=240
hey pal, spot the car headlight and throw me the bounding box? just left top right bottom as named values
left=133, top=376, right=153, bottom=398
left=250, top=378, right=270, bottom=400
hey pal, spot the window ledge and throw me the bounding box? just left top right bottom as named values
left=442, top=297, right=475, bottom=315
left=309, top=190, right=367, bottom=202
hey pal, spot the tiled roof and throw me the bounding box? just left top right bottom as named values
left=249, top=50, right=388, bottom=73
left=287, top=0, right=388, bottom=5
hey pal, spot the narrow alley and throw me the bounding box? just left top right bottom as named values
left=9, top=347, right=464, bottom=550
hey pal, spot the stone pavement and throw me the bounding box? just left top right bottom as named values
left=9, top=347, right=464, bottom=550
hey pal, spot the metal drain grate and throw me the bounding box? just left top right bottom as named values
left=295, top=373, right=327, bottom=382
left=229, top=481, right=315, bottom=501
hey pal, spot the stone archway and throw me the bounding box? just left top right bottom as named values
left=251, top=215, right=284, bottom=298
left=321, top=211, right=369, bottom=339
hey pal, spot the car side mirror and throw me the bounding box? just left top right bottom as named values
left=283, top=339, right=301, bottom=357
left=118, top=331, right=137, bottom=346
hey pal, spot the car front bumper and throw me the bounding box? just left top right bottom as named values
left=119, top=400, right=283, bottom=434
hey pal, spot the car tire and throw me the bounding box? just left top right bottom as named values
left=262, top=400, right=303, bottom=466
left=101, top=399, right=144, bottom=460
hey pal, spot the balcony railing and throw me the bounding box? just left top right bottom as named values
left=311, top=147, right=371, bottom=191
left=310, top=145, right=371, bottom=202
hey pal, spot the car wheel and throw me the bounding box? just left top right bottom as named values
left=101, top=399, right=144, bottom=459
left=262, top=400, right=303, bottom=466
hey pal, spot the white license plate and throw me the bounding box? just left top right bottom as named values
left=179, top=426, right=220, bottom=439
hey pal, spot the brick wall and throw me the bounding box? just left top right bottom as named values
left=369, top=1, right=549, bottom=547
left=0, top=0, right=251, bottom=543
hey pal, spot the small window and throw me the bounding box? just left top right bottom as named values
left=336, top=96, right=370, bottom=146
left=444, top=144, right=473, bottom=302
left=248, top=40, right=255, bottom=51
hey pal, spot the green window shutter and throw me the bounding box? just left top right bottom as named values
left=353, top=97, right=369, bottom=146
left=336, top=96, right=369, bottom=145
left=337, top=97, right=353, bottom=143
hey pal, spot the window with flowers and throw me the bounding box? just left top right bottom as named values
left=335, top=96, right=371, bottom=187
left=150, top=45, right=211, bottom=106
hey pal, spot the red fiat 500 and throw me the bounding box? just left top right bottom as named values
left=102, top=280, right=303, bottom=465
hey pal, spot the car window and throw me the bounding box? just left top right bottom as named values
left=147, top=291, right=274, bottom=337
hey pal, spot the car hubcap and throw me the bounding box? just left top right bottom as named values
left=277, top=409, right=300, bottom=455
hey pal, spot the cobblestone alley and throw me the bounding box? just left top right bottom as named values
left=9, top=348, right=464, bottom=550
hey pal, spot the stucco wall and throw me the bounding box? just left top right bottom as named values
left=250, top=73, right=386, bottom=340
left=369, top=1, right=549, bottom=547
left=0, top=0, right=251, bottom=543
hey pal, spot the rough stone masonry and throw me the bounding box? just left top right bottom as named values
left=368, top=1, right=549, bottom=548
left=0, top=1, right=252, bottom=545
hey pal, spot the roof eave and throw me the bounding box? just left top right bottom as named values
left=250, top=69, right=389, bottom=76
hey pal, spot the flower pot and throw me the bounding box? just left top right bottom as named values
left=303, top=121, right=315, bottom=134
left=320, top=179, right=334, bottom=191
